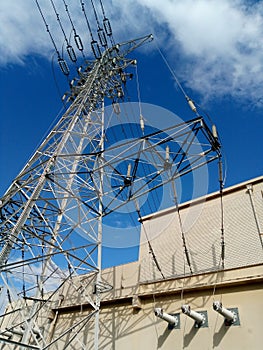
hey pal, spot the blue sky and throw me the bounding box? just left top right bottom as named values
left=0, top=0, right=263, bottom=266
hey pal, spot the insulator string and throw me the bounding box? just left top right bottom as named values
left=35, top=0, right=70, bottom=75
left=80, top=0, right=101, bottom=58
left=62, top=0, right=84, bottom=53
left=50, top=0, right=77, bottom=62
left=98, top=0, right=115, bottom=45
left=90, top=0, right=108, bottom=48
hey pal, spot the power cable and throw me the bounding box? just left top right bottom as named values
left=35, top=0, right=70, bottom=76
left=218, top=157, right=225, bottom=269
left=35, top=0, right=59, bottom=58
left=90, top=0, right=107, bottom=48
left=117, top=65, right=166, bottom=217
left=22, top=243, right=26, bottom=298
left=211, top=156, right=226, bottom=299
left=98, top=0, right=115, bottom=46
left=51, top=52, right=67, bottom=106
left=122, top=72, right=169, bottom=216
left=50, top=0, right=77, bottom=63
left=80, top=0, right=94, bottom=41
left=154, top=40, right=199, bottom=116
left=135, top=200, right=165, bottom=279
left=171, top=180, right=193, bottom=274
left=62, top=0, right=84, bottom=55
left=194, top=102, right=228, bottom=187
left=80, top=0, right=101, bottom=59
left=155, top=37, right=226, bottom=276
left=135, top=64, right=144, bottom=135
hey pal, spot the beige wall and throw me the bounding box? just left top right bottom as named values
left=46, top=264, right=263, bottom=349
left=109, top=286, right=263, bottom=350
left=50, top=176, right=263, bottom=349
left=139, top=176, right=263, bottom=281
left=1, top=176, right=263, bottom=349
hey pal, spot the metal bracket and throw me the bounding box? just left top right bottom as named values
left=194, top=311, right=208, bottom=328
left=93, top=281, right=113, bottom=294
left=168, top=313, right=180, bottom=330
left=224, top=308, right=240, bottom=326
left=132, top=295, right=142, bottom=310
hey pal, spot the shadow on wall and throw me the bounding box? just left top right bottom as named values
left=158, top=326, right=172, bottom=348
left=213, top=321, right=231, bottom=348
left=183, top=324, right=199, bottom=348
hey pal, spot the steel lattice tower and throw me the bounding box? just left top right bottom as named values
left=0, top=34, right=221, bottom=349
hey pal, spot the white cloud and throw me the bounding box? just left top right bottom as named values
left=0, top=1, right=48, bottom=65
left=0, top=0, right=263, bottom=104
left=136, top=0, right=263, bottom=103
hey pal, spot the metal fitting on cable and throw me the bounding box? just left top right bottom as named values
left=186, top=97, right=197, bottom=113
left=154, top=308, right=179, bottom=326
left=181, top=304, right=205, bottom=326
left=213, top=301, right=237, bottom=323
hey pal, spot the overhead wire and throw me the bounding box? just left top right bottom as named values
left=35, top=0, right=60, bottom=58
left=50, top=0, right=77, bottom=63
left=194, top=101, right=228, bottom=187
left=155, top=35, right=227, bottom=184
left=51, top=52, right=67, bottom=106
left=62, top=0, right=85, bottom=56
left=180, top=253, right=187, bottom=304
left=155, top=36, right=228, bottom=281
left=155, top=33, right=226, bottom=187
left=154, top=39, right=199, bottom=116
left=179, top=72, right=226, bottom=274
left=35, top=0, right=70, bottom=76
left=135, top=199, right=165, bottom=279
left=90, top=0, right=107, bottom=48
left=113, top=101, right=161, bottom=216
left=119, top=63, right=167, bottom=217
left=98, top=0, right=115, bottom=46
left=218, top=157, right=225, bottom=269
left=22, top=242, right=26, bottom=299
left=194, top=99, right=227, bottom=272
left=171, top=180, right=193, bottom=274
left=80, top=0, right=101, bottom=59
left=135, top=64, right=145, bottom=135
left=211, top=178, right=226, bottom=300
left=80, top=0, right=94, bottom=40
left=90, top=0, right=100, bottom=29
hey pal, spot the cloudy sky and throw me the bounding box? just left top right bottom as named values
left=1, top=0, right=263, bottom=190
left=1, top=0, right=263, bottom=101
left=0, top=1, right=263, bottom=265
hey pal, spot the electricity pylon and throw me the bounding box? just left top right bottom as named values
left=0, top=34, right=220, bottom=349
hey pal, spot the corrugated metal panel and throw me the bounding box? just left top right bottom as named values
left=139, top=180, right=263, bottom=282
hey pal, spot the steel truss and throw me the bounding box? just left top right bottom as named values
left=0, top=34, right=220, bottom=349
